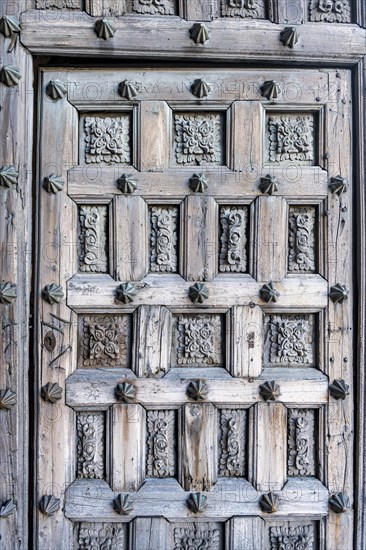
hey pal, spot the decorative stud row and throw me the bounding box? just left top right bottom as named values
left=259, top=281, right=349, bottom=304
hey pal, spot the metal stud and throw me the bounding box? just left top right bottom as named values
left=39, top=495, right=61, bottom=516
left=45, top=80, right=67, bottom=101
left=259, top=282, right=279, bottom=303
left=279, top=27, right=299, bottom=48
left=113, top=493, right=134, bottom=515
left=116, top=282, right=137, bottom=304
left=259, top=380, right=281, bottom=402
left=329, top=492, right=350, bottom=513
left=0, top=165, right=18, bottom=188
left=43, top=174, right=64, bottom=194
left=188, top=282, right=209, bottom=304
left=190, top=23, right=210, bottom=45
left=261, top=80, right=282, bottom=101
left=329, top=283, right=348, bottom=304
left=259, top=174, right=278, bottom=195
left=0, top=282, right=17, bottom=304
left=118, top=80, right=138, bottom=100
left=329, top=175, right=348, bottom=196
left=0, top=15, right=20, bottom=38
left=95, top=18, right=116, bottom=40
left=0, top=389, right=17, bottom=410
left=329, top=379, right=350, bottom=400
left=187, top=492, right=207, bottom=512
left=115, top=382, right=136, bottom=403
left=191, top=79, right=211, bottom=99
left=42, top=284, right=64, bottom=305
left=260, top=492, right=279, bottom=513
left=186, top=379, right=208, bottom=401
left=0, top=499, right=16, bottom=518
left=189, top=173, right=208, bottom=193
left=41, top=382, right=63, bottom=404
left=117, top=174, right=137, bottom=194
left=0, top=64, right=21, bottom=87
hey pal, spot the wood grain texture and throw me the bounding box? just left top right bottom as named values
left=230, top=305, right=264, bottom=378
left=226, top=517, right=265, bottom=550
left=130, top=517, right=169, bottom=550
left=138, top=101, right=171, bottom=172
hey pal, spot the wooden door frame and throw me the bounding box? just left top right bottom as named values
left=1, top=3, right=366, bottom=548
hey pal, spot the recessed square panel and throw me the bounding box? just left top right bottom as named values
left=170, top=523, right=224, bottom=550
left=174, top=112, right=225, bottom=166
left=267, top=113, right=316, bottom=164
left=264, top=314, right=316, bottom=367
left=82, top=114, right=131, bottom=164
left=173, top=314, right=224, bottom=367
left=221, top=0, right=265, bottom=18
left=129, top=0, right=176, bottom=15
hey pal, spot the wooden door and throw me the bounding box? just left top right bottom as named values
left=35, top=66, right=353, bottom=549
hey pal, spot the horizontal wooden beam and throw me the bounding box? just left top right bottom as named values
left=20, top=13, right=366, bottom=62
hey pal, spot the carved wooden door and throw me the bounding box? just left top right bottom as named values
left=36, top=66, right=353, bottom=550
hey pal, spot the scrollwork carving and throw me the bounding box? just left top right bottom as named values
left=173, top=523, right=220, bottom=550
left=221, top=0, right=265, bottom=19
left=309, top=0, right=351, bottom=23
left=288, top=207, right=316, bottom=272
left=78, top=523, right=126, bottom=549
left=219, top=409, right=246, bottom=477
left=269, top=525, right=314, bottom=549
left=132, top=0, right=175, bottom=15
left=36, top=0, right=80, bottom=7
left=174, top=114, right=222, bottom=165
left=288, top=409, right=315, bottom=476
left=76, top=413, right=104, bottom=479
left=219, top=206, right=248, bottom=273
left=146, top=410, right=175, bottom=478
left=79, top=206, right=108, bottom=273
left=150, top=206, right=178, bottom=273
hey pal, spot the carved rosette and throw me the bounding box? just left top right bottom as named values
left=78, top=523, right=126, bottom=549
left=173, top=524, right=220, bottom=550
left=288, top=207, right=316, bottom=272
left=268, top=314, right=314, bottom=366
left=174, top=114, right=222, bottom=165
left=146, top=410, right=175, bottom=478
left=219, top=409, right=246, bottom=477
left=309, top=0, right=351, bottom=23
left=268, top=115, right=314, bottom=163
left=36, top=0, right=80, bottom=7
left=288, top=409, right=315, bottom=476
left=150, top=206, right=178, bottom=273
left=84, top=116, right=131, bottom=164
left=78, top=206, right=108, bottom=273
left=221, top=0, right=265, bottom=19
left=269, top=525, right=314, bottom=549
left=82, top=315, right=130, bottom=368
left=219, top=206, right=248, bottom=273
left=76, top=413, right=104, bottom=479
left=177, top=315, right=222, bottom=366
left=132, top=0, right=175, bottom=15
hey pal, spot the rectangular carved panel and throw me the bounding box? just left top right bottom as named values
left=265, top=314, right=315, bottom=367
left=79, top=314, right=132, bottom=368
left=221, top=0, right=265, bottom=18
left=76, top=523, right=127, bottom=549
left=171, top=523, right=223, bottom=550
left=36, top=0, right=80, bottom=7
left=219, top=206, right=248, bottom=273
left=309, top=0, right=351, bottom=23
left=219, top=409, right=246, bottom=477
left=174, top=113, right=223, bottom=165
left=76, top=412, right=105, bottom=479
left=131, top=0, right=176, bottom=15
left=150, top=206, right=178, bottom=273
left=288, top=206, right=316, bottom=273
left=84, top=115, right=131, bottom=164
left=175, top=314, right=224, bottom=367
left=267, top=114, right=315, bottom=164
left=288, top=409, right=316, bottom=477
left=78, top=206, right=108, bottom=273
left=146, top=410, right=176, bottom=478
left=269, top=524, right=315, bottom=549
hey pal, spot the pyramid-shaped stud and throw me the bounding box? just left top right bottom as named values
left=39, top=495, right=61, bottom=516
left=0, top=499, right=16, bottom=518
left=0, top=15, right=21, bottom=38
left=259, top=174, right=278, bottom=195
left=0, top=282, right=17, bottom=304
left=329, top=379, right=350, bottom=400
left=259, top=282, right=279, bottom=303
left=186, top=379, right=208, bottom=401
left=0, top=65, right=21, bottom=87
left=189, top=282, right=209, bottom=304
left=329, top=492, right=350, bottom=514
left=187, top=492, right=207, bottom=512
left=329, top=283, right=348, bottom=304
left=0, top=165, right=18, bottom=188
left=0, top=388, right=17, bottom=410
left=190, top=23, right=210, bottom=45
left=117, top=174, right=137, bottom=194
left=41, top=382, right=63, bottom=404
left=329, top=175, right=348, bottom=196
left=189, top=173, right=208, bottom=193
left=45, top=80, right=67, bottom=100
left=42, top=284, right=64, bottom=305
left=43, top=174, right=64, bottom=194
left=95, top=18, right=116, bottom=40
left=259, top=380, right=281, bottom=402
left=115, top=382, right=136, bottom=403
left=279, top=26, right=299, bottom=48
left=113, top=493, right=134, bottom=515
left=118, top=80, right=138, bottom=100
left=260, top=492, right=279, bottom=513
left=261, top=80, right=282, bottom=101
left=191, top=79, right=211, bottom=99
left=116, top=282, right=137, bottom=304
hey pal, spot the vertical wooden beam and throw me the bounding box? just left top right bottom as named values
left=138, top=101, right=171, bottom=172
left=230, top=306, right=264, bottom=378
left=229, top=101, right=264, bottom=173
left=226, top=517, right=264, bottom=550
left=130, top=517, right=170, bottom=550
left=133, top=306, right=172, bottom=377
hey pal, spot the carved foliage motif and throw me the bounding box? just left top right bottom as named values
left=79, top=206, right=108, bottom=273
left=132, top=0, right=175, bottom=15
left=78, top=523, right=126, bottom=550
left=219, top=206, right=248, bottom=273
left=219, top=409, right=246, bottom=477
left=174, top=114, right=222, bottom=166
left=146, top=410, right=175, bottom=478
left=81, top=315, right=131, bottom=367
left=268, top=315, right=314, bottom=365
left=76, top=413, right=104, bottom=479
left=177, top=315, right=223, bottom=366
left=221, top=0, right=265, bottom=18
left=268, top=115, right=314, bottom=163
left=150, top=206, right=178, bottom=273
left=36, top=0, right=80, bottom=7
left=173, top=524, right=220, bottom=550
left=309, top=0, right=351, bottom=23
left=288, top=409, right=316, bottom=476
left=288, top=207, right=316, bottom=273
left=269, top=525, right=314, bottom=549
left=84, top=116, right=131, bottom=164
